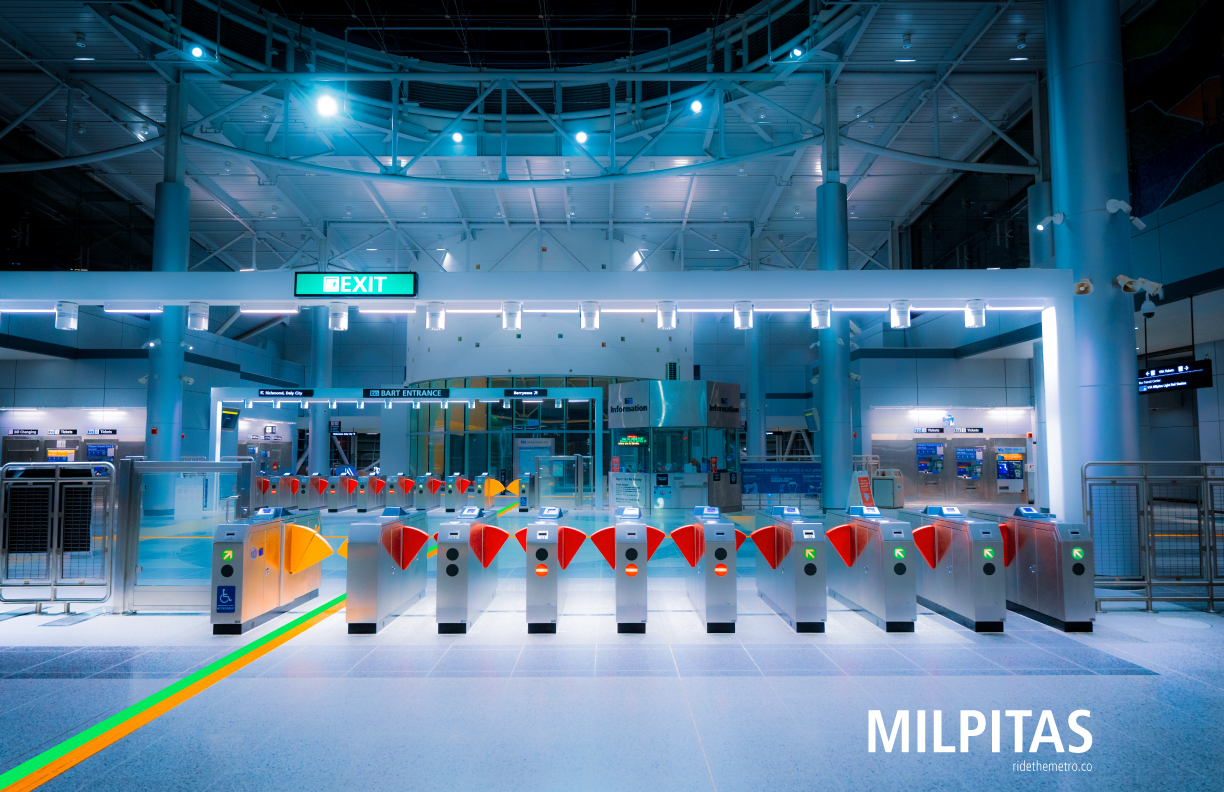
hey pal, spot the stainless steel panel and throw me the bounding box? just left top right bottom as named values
left=825, top=511, right=917, bottom=631
left=345, top=511, right=428, bottom=632
left=614, top=522, right=649, bottom=627
left=685, top=516, right=737, bottom=629
left=704, top=381, right=742, bottom=429
left=897, top=510, right=1005, bottom=630
left=650, top=380, right=707, bottom=428
left=608, top=381, right=652, bottom=429
left=525, top=520, right=567, bottom=628
left=435, top=514, right=499, bottom=631
left=754, top=513, right=826, bottom=631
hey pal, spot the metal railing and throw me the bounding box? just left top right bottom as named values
left=0, top=462, right=116, bottom=606
left=1085, top=461, right=1223, bottom=612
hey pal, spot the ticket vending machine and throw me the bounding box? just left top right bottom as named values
left=825, top=506, right=917, bottom=632
left=954, top=446, right=986, bottom=502
left=981, top=507, right=1094, bottom=632
left=897, top=505, right=1005, bottom=632
left=514, top=507, right=587, bottom=633
left=590, top=507, right=667, bottom=633
left=345, top=507, right=430, bottom=634
left=995, top=447, right=1027, bottom=498
left=210, top=508, right=332, bottom=634
left=672, top=506, right=746, bottom=633
left=915, top=442, right=948, bottom=502
left=750, top=506, right=827, bottom=633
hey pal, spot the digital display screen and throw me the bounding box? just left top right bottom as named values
left=220, top=408, right=240, bottom=431
left=1138, top=359, right=1213, bottom=393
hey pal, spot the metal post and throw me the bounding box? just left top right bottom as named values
left=499, top=84, right=508, bottom=181
left=1032, top=340, right=1050, bottom=511
left=608, top=80, right=617, bottom=172
left=307, top=307, right=333, bottom=475
left=817, top=76, right=851, bottom=510
left=1046, top=0, right=1140, bottom=464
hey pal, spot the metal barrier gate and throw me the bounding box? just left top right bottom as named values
left=115, top=458, right=254, bottom=612
left=1085, top=461, right=1224, bottom=611
left=0, top=462, right=116, bottom=606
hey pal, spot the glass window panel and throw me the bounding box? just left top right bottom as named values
left=135, top=471, right=236, bottom=586
left=516, top=400, right=540, bottom=428
left=566, top=399, right=591, bottom=431
left=540, top=401, right=564, bottom=429
left=514, top=376, right=539, bottom=387
left=448, top=404, right=465, bottom=432
left=651, top=429, right=693, bottom=474
left=541, top=377, right=565, bottom=389
left=467, top=434, right=489, bottom=476
left=489, top=401, right=513, bottom=430
left=468, top=402, right=488, bottom=431
left=468, top=377, right=488, bottom=388
left=491, top=377, right=512, bottom=389
left=447, top=377, right=465, bottom=389
left=448, top=433, right=465, bottom=476
left=566, top=377, right=590, bottom=387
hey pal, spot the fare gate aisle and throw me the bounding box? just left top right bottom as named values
left=0, top=512, right=1220, bottom=792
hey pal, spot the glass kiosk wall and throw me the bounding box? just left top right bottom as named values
left=608, top=380, right=742, bottom=513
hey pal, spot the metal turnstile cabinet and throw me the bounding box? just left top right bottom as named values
left=825, top=509, right=917, bottom=632
left=986, top=508, right=1094, bottom=632
left=435, top=510, right=507, bottom=634
left=897, top=506, right=1005, bottom=632
left=520, top=511, right=586, bottom=633
left=751, top=508, right=826, bottom=632
left=673, top=509, right=741, bottom=633
left=590, top=509, right=666, bottom=633
left=345, top=509, right=429, bottom=634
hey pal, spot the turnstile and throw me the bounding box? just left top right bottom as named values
left=278, top=475, right=302, bottom=509
left=444, top=473, right=470, bottom=512
left=750, top=507, right=826, bottom=633
left=896, top=506, right=1005, bottom=632
left=435, top=507, right=509, bottom=634
left=978, top=507, right=1094, bottom=632
left=415, top=474, right=443, bottom=511
left=345, top=507, right=429, bottom=634
left=590, top=507, right=666, bottom=633
left=672, top=506, right=744, bottom=633
left=253, top=476, right=274, bottom=510
left=825, top=506, right=917, bottom=632
left=468, top=473, right=489, bottom=509
left=305, top=475, right=329, bottom=509
left=327, top=475, right=357, bottom=512
left=515, top=507, right=587, bottom=633
left=210, top=507, right=333, bottom=634
left=392, top=474, right=416, bottom=510
left=356, top=475, right=388, bottom=513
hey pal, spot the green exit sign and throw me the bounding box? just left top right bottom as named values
left=295, top=272, right=417, bottom=298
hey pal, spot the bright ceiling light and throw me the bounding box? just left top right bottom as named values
left=190, top=46, right=204, bottom=58
left=895, top=58, right=916, bottom=63
left=575, top=131, right=588, bottom=144
left=792, top=47, right=803, bottom=57
left=1010, top=57, right=1029, bottom=61
left=690, top=100, right=703, bottom=113
left=317, top=95, right=338, bottom=117
left=73, top=57, right=94, bottom=61
left=452, top=131, right=463, bottom=142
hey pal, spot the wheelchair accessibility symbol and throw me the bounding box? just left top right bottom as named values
left=216, top=585, right=236, bottom=614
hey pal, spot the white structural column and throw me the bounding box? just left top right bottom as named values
left=307, top=306, right=333, bottom=475
left=745, top=321, right=766, bottom=460
left=144, top=76, right=190, bottom=502
left=817, top=79, right=852, bottom=510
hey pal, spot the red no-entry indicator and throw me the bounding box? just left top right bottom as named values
left=535, top=564, right=549, bottom=577
left=624, top=563, right=639, bottom=577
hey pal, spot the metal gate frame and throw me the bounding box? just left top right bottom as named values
left=115, top=458, right=254, bottom=613
left=0, top=461, right=116, bottom=604
left=1085, top=461, right=1223, bottom=612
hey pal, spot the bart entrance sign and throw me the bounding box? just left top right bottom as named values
left=294, top=272, right=417, bottom=297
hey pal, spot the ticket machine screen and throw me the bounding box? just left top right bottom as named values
left=996, top=447, right=1025, bottom=480
left=916, top=443, right=945, bottom=474
left=956, top=447, right=984, bottom=479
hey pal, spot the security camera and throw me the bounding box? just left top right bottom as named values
left=1074, top=278, right=1093, bottom=296
left=848, top=372, right=861, bottom=382
left=1141, top=298, right=1156, bottom=319
left=1105, top=199, right=1132, bottom=215
left=1115, top=275, right=1140, bottom=293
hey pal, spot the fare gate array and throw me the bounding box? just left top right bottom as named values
left=0, top=462, right=116, bottom=607
left=825, top=507, right=917, bottom=632
left=897, top=506, right=1005, bottom=633
left=210, top=507, right=333, bottom=634
left=970, top=507, right=1095, bottom=632
left=345, top=507, right=430, bottom=634
left=590, top=507, right=667, bottom=633
left=673, top=507, right=745, bottom=633
left=751, top=507, right=827, bottom=633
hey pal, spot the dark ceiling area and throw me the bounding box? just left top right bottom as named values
left=239, top=0, right=757, bottom=69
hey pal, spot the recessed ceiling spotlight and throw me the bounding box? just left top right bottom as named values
left=902, top=33, right=912, bottom=49
left=575, top=131, right=588, bottom=144
left=1016, top=32, right=1027, bottom=50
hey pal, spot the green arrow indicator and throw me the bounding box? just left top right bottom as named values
left=803, top=548, right=816, bottom=559
left=221, top=549, right=233, bottom=561
left=894, top=547, right=906, bottom=559
left=983, top=548, right=994, bottom=560
left=1072, top=547, right=1084, bottom=560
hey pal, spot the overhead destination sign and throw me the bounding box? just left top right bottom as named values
left=363, top=388, right=450, bottom=398
left=258, top=389, right=314, bottom=397
left=1138, top=359, right=1213, bottom=394
left=505, top=389, right=547, bottom=397
left=295, top=272, right=417, bottom=298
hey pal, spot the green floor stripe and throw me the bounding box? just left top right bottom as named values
left=0, top=593, right=346, bottom=789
